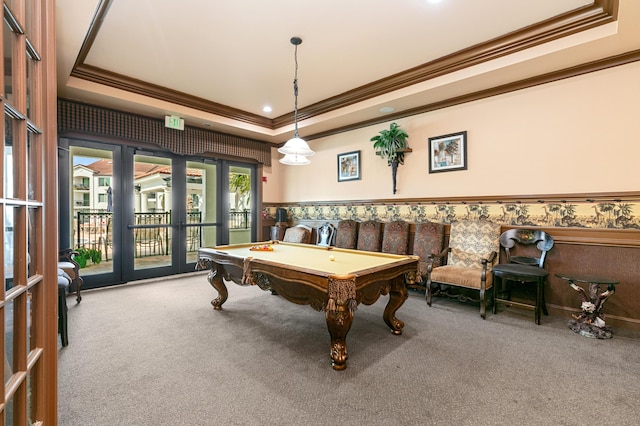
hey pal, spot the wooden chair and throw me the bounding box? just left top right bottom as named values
left=334, top=220, right=358, bottom=249
left=426, top=220, right=501, bottom=319
left=410, top=221, right=445, bottom=291
left=316, top=222, right=336, bottom=246
left=492, top=229, right=554, bottom=324
left=283, top=224, right=312, bottom=244
left=381, top=220, right=410, bottom=255
left=356, top=220, right=381, bottom=252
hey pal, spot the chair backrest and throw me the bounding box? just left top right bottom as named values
left=381, top=220, right=410, bottom=255
left=499, top=229, right=554, bottom=268
left=316, top=222, right=336, bottom=246
left=335, top=220, right=358, bottom=249
left=357, top=220, right=382, bottom=252
left=283, top=224, right=312, bottom=244
left=413, top=221, right=445, bottom=271
left=448, top=220, right=501, bottom=269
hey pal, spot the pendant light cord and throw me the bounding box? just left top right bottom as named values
left=292, top=43, right=300, bottom=138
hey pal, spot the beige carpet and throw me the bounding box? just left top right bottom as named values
left=58, top=272, right=640, bottom=425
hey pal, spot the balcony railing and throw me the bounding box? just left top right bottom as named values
left=229, top=210, right=250, bottom=229
left=75, top=210, right=210, bottom=261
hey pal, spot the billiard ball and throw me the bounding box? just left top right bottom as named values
left=329, top=255, right=335, bottom=261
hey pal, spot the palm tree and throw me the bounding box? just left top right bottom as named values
left=229, top=173, right=250, bottom=211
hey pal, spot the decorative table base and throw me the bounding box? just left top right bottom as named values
left=567, top=318, right=612, bottom=339
left=555, top=274, right=618, bottom=340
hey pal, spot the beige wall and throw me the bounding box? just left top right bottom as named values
left=264, top=61, right=640, bottom=203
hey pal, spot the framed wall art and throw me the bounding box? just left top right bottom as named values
left=428, top=131, right=467, bottom=173
left=337, top=150, right=361, bottom=182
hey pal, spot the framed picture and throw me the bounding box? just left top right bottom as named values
left=337, top=150, right=361, bottom=182
left=428, top=131, right=467, bottom=173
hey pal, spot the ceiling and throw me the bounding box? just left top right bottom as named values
left=55, top=0, right=638, bottom=146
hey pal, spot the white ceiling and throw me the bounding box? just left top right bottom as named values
left=55, top=0, right=639, bottom=145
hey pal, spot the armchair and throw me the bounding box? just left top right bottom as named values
left=426, top=220, right=501, bottom=319
left=59, top=248, right=83, bottom=303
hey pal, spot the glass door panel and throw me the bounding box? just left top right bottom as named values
left=185, top=161, right=218, bottom=265
left=69, top=147, right=115, bottom=277
left=133, top=154, right=173, bottom=271
left=228, top=165, right=253, bottom=245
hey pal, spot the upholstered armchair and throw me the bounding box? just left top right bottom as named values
left=356, top=220, right=382, bottom=252
left=335, top=220, right=358, bottom=249
left=381, top=220, right=410, bottom=255
left=426, top=220, right=501, bottom=319
left=59, top=248, right=83, bottom=303
left=283, top=224, right=312, bottom=244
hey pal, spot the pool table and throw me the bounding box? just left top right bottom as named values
left=197, top=241, right=419, bottom=370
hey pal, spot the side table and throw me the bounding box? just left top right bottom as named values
left=555, top=274, right=618, bottom=339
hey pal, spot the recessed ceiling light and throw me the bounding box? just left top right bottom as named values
left=262, top=105, right=272, bottom=113
left=427, top=0, right=442, bottom=4
left=380, top=106, right=395, bottom=114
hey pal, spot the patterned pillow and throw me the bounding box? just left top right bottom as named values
left=448, top=248, right=490, bottom=269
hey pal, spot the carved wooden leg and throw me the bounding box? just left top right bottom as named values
left=207, top=266, right=228, bottom=310
left=74, top=275, right=84, bottom=303
left=426, top=275, right=433, bottom=306
left=325, top=305, right=354, bottom=371
left=384, top=276, right=408, bottom=335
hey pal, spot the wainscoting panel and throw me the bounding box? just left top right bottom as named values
left=262, top=194, right=640, bottom=331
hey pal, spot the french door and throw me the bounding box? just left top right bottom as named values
left=59, top=139, right=257, bottom=288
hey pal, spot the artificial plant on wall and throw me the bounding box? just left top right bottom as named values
left=370, top=122, right=411, bottom=194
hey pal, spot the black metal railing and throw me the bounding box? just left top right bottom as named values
left=75, top=210, right=211, bottom=261
left=76, top=211, right=112, bottom=259
left=229, top=210, right=250, bottom=229
left=133, top=212, right=171, bottom=258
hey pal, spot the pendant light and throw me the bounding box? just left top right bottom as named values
left=278, top=36, right=314, bottom=165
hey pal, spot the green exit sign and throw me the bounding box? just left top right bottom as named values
left=165, top=115, right=184, bottom=130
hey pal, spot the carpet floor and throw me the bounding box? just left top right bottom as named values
left=58, top=272, right=640, bottom=425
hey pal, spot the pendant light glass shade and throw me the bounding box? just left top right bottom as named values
left=279, top=153, right=311, bottom=165
left=279, top=36, right=313, bottom=164
left=277, top=136, right=314, bottom=157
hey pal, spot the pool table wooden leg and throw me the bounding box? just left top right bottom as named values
left=384, top=276, right=408, bottom=335
left=325, top=305, right=354, bottom=371
left=207, top=266, right=228, bottom=310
